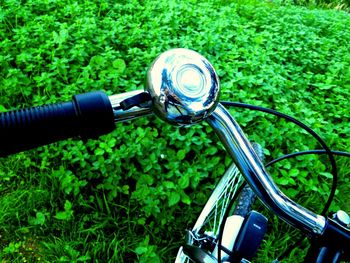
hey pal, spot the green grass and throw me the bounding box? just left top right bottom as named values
left=1, top=0, right=350, bottom=262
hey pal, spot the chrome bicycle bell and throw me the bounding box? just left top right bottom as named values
left=146, top=48, right=220, bottom=126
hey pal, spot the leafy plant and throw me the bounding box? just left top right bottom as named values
left=0, top=0, right=349, bottom=262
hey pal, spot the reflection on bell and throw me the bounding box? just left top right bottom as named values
left=146, top=48, right=220, bottom=126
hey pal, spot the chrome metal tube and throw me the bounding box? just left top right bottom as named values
left=207, top=103, right=326, bottom=236
left=109, top=90, right=152, bottom=123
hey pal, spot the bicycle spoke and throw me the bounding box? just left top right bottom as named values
left=200, top=165, right=243, bottom=236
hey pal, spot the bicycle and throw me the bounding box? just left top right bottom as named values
left=1, top=48, right=349, bottom=262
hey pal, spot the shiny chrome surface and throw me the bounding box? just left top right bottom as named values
left=207, top=103, right=326, bottom=235
left=109, top=90, right=152, bottom=122
left=192, top=163, right=243, bottom=235
left=335, top=210, right=350, bottom=226
left=146, top=48, right=220, bottom=126
left=110, top=50, right=327, bottom=237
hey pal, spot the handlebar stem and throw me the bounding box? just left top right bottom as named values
left=207, top=103, right=326, bottom=236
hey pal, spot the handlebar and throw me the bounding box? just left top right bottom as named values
left=109, top=90, right=152, bottom=122
left=0, top=89, right=153, bottom=157
left=208, top=103, right=326, bottom=235
left=1, top=48, right=349, bottom=259
left=111, top=91, right=327, bottom=235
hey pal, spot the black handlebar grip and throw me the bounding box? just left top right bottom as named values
left=0, top=91, right=115, bottom=157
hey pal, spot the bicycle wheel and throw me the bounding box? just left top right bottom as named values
left=175, top=143, right=264, bottom=263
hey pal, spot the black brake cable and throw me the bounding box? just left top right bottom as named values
left=266, top=150, right=350, bottom=166
left=217, top=101, right=340, bottom=263
left=220, top=101, right=338, bottom=216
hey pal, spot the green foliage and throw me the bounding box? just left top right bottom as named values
left=55, top=200, right=74, bottom=221
left=277, top=0, right=350, bottom=12
left=135, top=236, right=161, bottom=263
left=0, top=0, right=350, bottom=262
